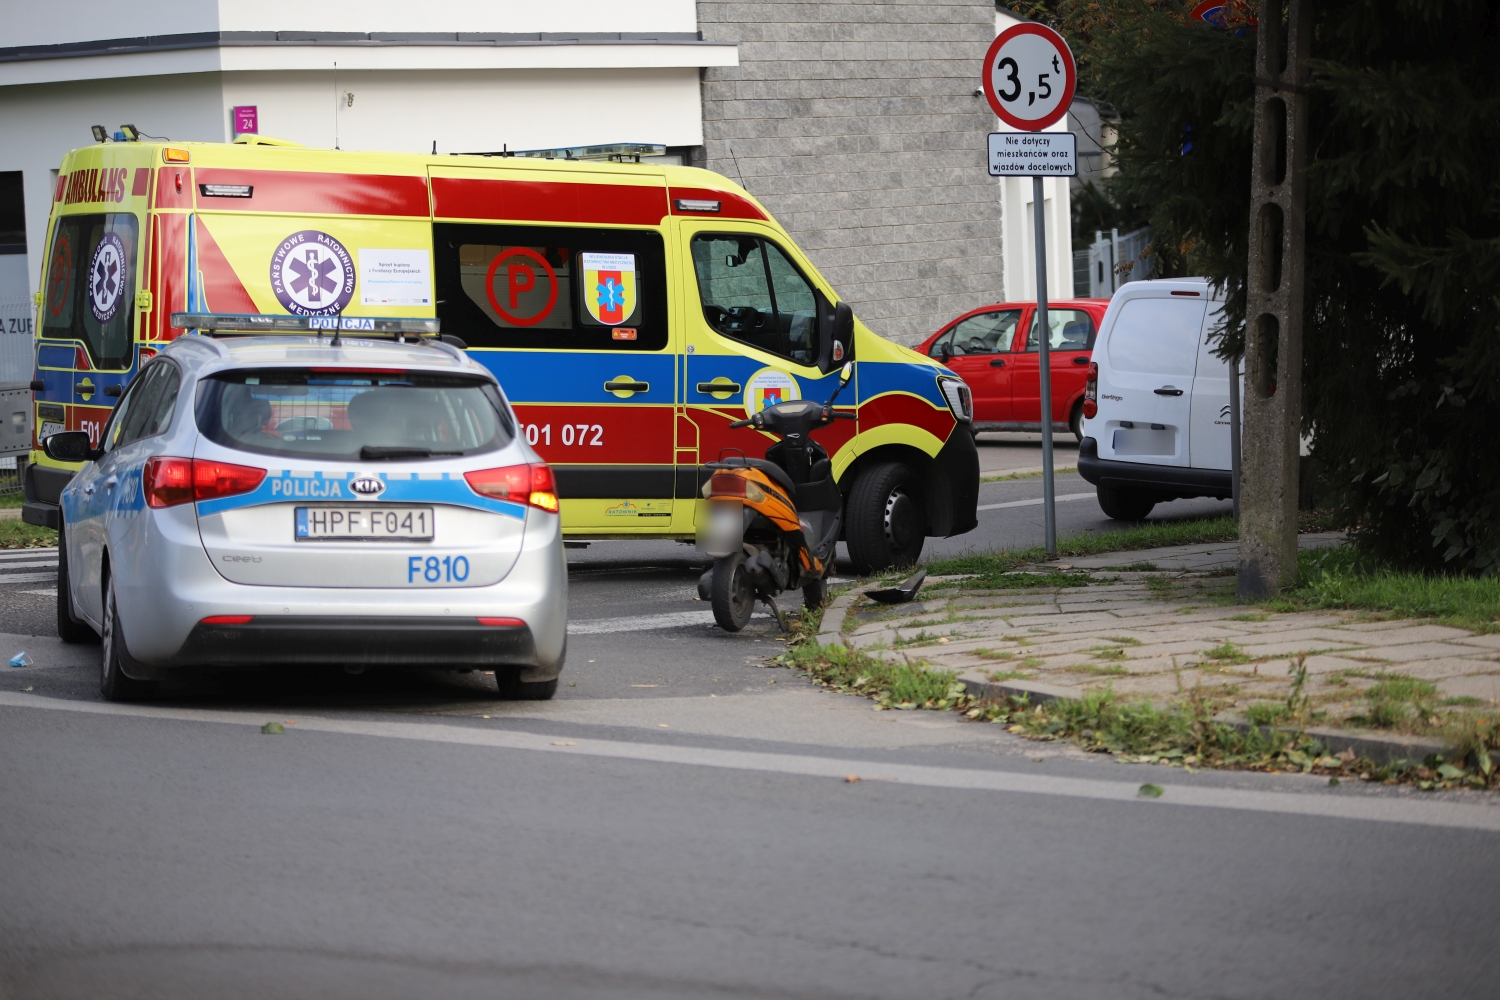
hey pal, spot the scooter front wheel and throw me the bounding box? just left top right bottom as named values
left=802, top=576, right=829, bottom=611
left=711, top=552, right=756, bottom=632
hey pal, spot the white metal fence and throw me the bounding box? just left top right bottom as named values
left=0, top=295, right=34, bottom=385
left=1079, top=227, right=1154, bottom=298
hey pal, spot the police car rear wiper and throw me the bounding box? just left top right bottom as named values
left=359, top=446, right=463, bottom=460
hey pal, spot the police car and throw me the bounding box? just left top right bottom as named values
left=42, top=316, right=567, bottom=702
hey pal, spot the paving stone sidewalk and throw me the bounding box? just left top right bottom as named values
left=823, top=534, right=1500, bottom=731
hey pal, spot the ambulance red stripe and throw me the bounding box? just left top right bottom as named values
left=431, top=177, right=669, bottom=227
left=194, top=169, right=430, bottom=217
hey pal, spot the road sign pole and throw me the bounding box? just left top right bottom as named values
left=1033, top=175, right=1057, bottom=557
left=981, top=20, right=1075, bottom=562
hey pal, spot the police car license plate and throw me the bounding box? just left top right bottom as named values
left=295, top=507, right=434, bottom=541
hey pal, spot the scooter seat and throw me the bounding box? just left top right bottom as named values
left=709, top=456, right=797, bottom=496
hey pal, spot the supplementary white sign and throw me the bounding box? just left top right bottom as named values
left=982, top=23, right=1077, bottom=131
left=988, top=131, right=1077, bottom=177
left=359, top=248, right=432, bottom=307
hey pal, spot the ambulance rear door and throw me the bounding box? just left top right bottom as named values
left=430, top=165, right=681, bottom=534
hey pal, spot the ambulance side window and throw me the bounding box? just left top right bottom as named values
left=433, top=223, right=667, bottom=351
left=691, top=235, right=823, bottom=367
left=41, top=213, right=139, bottom=370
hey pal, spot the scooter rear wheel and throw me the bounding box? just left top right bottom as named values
left=802, top=576, right=829, bottom=611
left=711, top=552, right=756, bottom=632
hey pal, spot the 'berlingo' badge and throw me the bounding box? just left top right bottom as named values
left=581, top=252, right=637, bottom=326
left=271, top=230, right=356, bottom=316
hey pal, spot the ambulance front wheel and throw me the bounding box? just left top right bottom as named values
left=845, top=461, right=925, bottom=576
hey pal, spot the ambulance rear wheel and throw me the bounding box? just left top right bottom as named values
left=711, top=552, right=755, bottom=632
left=846, top=461, right=925, bottom=575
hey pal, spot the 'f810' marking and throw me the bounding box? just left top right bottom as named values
left=408, top=555, right=470, bottom=584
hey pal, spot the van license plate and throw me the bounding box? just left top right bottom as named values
left=295, top=507, right=434, bottom=541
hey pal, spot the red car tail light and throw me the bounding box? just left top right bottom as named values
left=464, top=463, right=558, bottom=512
left=145, top=457, right=267, bottom=508
left=200, top=615, right=253, bottom=625
left=477, top=617, right=525, bottom=627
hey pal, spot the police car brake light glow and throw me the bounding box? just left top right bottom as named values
left=477, top=617, right=526, bottom=627
left=464, top=463, right=558, bottom=512
left=145, top=457, right=267, bottom=508
left=201, top=615, right=254, bottom=625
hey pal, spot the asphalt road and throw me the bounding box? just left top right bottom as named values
left=4, top=483, right=1497, bottom=999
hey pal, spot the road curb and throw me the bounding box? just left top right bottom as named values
left=956, top=671, right=1455, bottom=767
left=815, top=587, right=864, bottom=647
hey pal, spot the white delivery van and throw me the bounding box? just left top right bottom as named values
left=1077, top=278, right=1236, bottom=520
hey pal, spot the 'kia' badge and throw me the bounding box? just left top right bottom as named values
left=350, top=477, right=385, bottom=497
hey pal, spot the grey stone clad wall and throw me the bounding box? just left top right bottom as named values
left=696, top=0, right=1003, bottom=347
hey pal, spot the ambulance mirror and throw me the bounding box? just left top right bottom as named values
left=814, top=293, right=856, bottom=375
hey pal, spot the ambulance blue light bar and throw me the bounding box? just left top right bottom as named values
left=170, top=313, right=441, bottom=336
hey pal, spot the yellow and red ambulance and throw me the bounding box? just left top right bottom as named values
left=24, top=136, right=978, bottom=572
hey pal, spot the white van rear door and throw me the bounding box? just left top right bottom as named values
left=1188, top=303, right=1234, bottom=470
left=1096, top=295, right=1206, bottom=468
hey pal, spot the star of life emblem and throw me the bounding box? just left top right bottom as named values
left=271, top=230, right=356, bottom=316
left=88, top=232, right=127, bottom=323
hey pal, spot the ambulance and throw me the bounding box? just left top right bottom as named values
left=23, top=135, right=979, bottom=573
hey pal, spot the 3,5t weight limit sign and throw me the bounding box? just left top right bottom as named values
left=982, top=23, right=1077, bottom=131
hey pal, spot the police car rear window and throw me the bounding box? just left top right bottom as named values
left=433, top=223, right=668, bottom=351
left=195, top=369, right=514, bottom=461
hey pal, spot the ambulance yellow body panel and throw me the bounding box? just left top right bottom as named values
left=25, top=138, right=978, bottom=571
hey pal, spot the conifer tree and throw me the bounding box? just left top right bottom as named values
left=1016, top=0, right=1500, bottom=571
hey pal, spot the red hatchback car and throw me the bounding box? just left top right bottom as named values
left=916, top=299, right=1110, bottom=442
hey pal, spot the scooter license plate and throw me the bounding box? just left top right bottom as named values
left=699, top=500, right=744, bottom=557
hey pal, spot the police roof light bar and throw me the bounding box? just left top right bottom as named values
left=170, top=313, right=441, bottom=337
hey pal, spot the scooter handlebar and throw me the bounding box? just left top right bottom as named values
left=728, top=416, right=755, bottom=429
left=830, top=409, right=856, bottom=420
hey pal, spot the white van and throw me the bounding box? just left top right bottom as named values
left=1077, top=278, right=1235, bottom=519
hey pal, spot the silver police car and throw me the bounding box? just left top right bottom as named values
left=43, top=329, right=567, bottom=702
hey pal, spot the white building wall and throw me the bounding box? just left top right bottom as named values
left=0, top=75, right=226, bottom=294
left=222, top=67, right=705, bottom=153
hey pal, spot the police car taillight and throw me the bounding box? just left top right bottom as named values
left=144, top=457, right=267, bottom=507
left=1083, top=361, right=1099, bottom=419
left=464, top=463, right=559, bottom=513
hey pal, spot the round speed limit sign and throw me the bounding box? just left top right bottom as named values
left=982, top=23, right=1077, bottom=131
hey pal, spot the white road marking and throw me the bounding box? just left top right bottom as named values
left=0, top=549, right=57, bottom=561
left=0, top=560, right=61, bottom=570
left=0, top=572, right=60, bottom=584
left=2, top=691, right=1497, bottom=833
left=569, top=609, right=767, bottom=635
left=977, top=492, right=1095, bottom=512
left=21, top=588, right=56, bottom=597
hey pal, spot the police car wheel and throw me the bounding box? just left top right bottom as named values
left=55, top=516, right=99, bottom=646
left=711, top=552, right=755, bottom=632
left=494, top=673, right=558, bottom=701
left=846, top=462, right=925, bottom=575
left=100, top=574, right=157, bottom=703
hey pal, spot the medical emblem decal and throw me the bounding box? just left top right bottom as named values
left=271, top=230, right=356, bottom=316
left=88, top=232, right=127, bottom=323
left=581, top=252, right=638, bottom=326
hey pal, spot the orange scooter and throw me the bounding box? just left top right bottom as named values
left=697, top=363, right=855, bottom=631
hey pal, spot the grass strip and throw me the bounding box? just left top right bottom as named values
left=0, top=520, right=56, bottom=549
left=775, top=642, right=965, bottom=710
left=780, top=641, right=1499, bottom=790
left=1270, top=547, right=1500, bottom=633
left=926, top=515, right=1238, bottom=584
